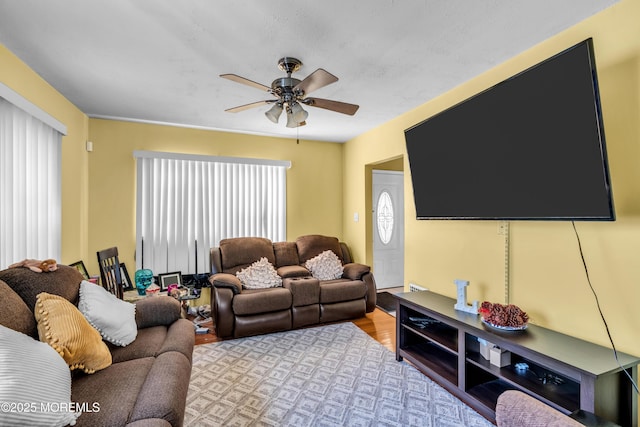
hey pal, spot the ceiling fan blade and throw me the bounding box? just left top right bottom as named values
left=220, top=74, right=271, bottom=92
left=305, top=97, right=359, bottom=116
left=294, top=69, right=338, bottom=95
left=225, top=100, right=271, bottom=113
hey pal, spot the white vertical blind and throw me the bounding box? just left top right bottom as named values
left=135, top=151, right=289, bottom=275
left=0, top=98, right=62, bottom=268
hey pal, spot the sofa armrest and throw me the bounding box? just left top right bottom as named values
left=342, top=262, right=370, bottom=280
left=212, top=287, right=235, bottom=339
left=210, top=273, right=242, bottom=294
left=363, top=272, right=377, bottom=312
left=342, top=263, right=376, bottom=312
left=135, top=296, right=182, bottom=329
left=495, top=390, right=582, bottom=427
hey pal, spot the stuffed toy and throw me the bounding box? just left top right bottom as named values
left=9, top=258, right=58, bottom=273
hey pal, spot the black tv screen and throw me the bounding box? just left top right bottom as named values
left=405, top=38, right=614, bottom=221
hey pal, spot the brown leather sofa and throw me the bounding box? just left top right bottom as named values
left=209, top=234, right=377, bottom=339
left=0, top=265, right=194, bottom=426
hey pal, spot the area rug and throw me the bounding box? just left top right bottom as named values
left=185, top=322, right=492, bottom=427
left=376, top=291, right=398, bottom=316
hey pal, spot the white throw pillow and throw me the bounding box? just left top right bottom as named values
left=78, top=280, right=137, bottom=346
left=305, top=250, right=344, bottom=280
left=236, top=257, right=283, bottom=289
left=0, top=325, right=81, bottom=427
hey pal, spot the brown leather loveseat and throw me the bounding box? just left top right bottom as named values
left=209, top=234, right=377, bottom=339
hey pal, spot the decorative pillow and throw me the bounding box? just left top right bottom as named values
left=35, top=292, right=112, bottom=374
left=78, top=280, right=137, bottom=346
left=0, top=325, right=81, bottom=427
left=236, top=257, right=283, bottom=289
left=305, top=250, right=344, bottom=281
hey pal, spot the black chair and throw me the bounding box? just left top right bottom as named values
left=96, top=247, right=124, bottom=299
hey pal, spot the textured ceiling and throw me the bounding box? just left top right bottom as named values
left=0, top=0, right=617, bottom=143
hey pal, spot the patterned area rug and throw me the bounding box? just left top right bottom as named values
left=185, top=322, right=493, bottom=427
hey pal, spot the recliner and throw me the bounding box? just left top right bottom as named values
left=209, top=235, right=377, bottom=339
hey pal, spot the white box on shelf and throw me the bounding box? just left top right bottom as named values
left=478, top=338, right=492, bottom=360
left=489, top=346, right=511, bottom=367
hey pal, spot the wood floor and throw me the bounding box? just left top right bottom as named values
left=193, top=308, right=396, bottom=352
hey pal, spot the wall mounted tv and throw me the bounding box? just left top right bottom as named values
left=405, top=38, right=614, bottom=221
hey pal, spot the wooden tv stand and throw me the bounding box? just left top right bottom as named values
left=395, top=291, right=639, bottom=426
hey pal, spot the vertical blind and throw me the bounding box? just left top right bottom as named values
left=0, top=97, right=62, bottom=268
left=135, top=151, right=289, bottom=275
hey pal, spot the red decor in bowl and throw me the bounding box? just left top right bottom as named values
left=479, top=301, right=529, bottom=330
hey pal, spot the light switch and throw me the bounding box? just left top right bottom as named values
left=353, top=212, right=359, bottom=222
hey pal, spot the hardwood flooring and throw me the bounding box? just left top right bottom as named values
left=351, top=308, right=396, bottom=352
left=192, top=308, right=396, bottom=352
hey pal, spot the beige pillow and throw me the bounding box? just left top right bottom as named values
left=35, top=292, right=112, bottom=374
left=236, top=257, right=282, bottom=289
left=305, top=250, right=344, bottom=280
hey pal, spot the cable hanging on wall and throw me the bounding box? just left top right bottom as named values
left=571, top=221, right=638, bottom=394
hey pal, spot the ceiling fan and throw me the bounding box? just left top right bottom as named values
left=220, top=57, right=359, bottom=128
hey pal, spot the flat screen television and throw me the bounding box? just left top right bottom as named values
left=405, top=38, right=615, bottom=221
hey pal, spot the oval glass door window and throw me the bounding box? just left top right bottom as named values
left=376, top=191, right=394, bottom=244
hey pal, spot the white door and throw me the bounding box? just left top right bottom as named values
left=372, top=170, right=404, bottom=289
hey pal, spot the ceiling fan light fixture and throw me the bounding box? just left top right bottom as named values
left=289, top=102, right=308, bottom=123
left=285, top=110, right=297, bottom=128
left=265, top=103, right=283, bottom=123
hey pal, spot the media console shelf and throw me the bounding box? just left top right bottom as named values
left=395, top=291, right=639, bottom=426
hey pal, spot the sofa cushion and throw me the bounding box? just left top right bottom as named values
left=273, top=241, right=300, bottom=267
left=305, top=250, right=344, bottom=280
left=0, top=279, right=37, bottom=336
left=0, top=325, right=81, bottom=427
left=236, top=257, right=282, bottom=289
left=109, top=325, right=168, bottom=363
left=78, top=280, right=137, bottom=346
left=320, top=280, right=367, bottom=304
left=296, top=234, right=344, bottom=264
left=219, top=237, right=275, bottom=274
left=277, top=265, right=310, bottom=278
left=0, top=264, right=82, bottom=311
left=35, top=292, right=112, bottom=374
left=283, top=277, right=320, bottom=306
left=71, top=356, right=154, bottom=427
left=108, top=319, right=194, bottom=365
left=233, top=287, right=292, bottom=315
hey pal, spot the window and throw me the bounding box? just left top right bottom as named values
left=376, top=190, right=394, bottom=245
left=0, top=85, right=65, bottom=269
left=134, top=151, right=290, bottom=275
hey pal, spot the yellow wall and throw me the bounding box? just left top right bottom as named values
left=2, top=0, right=638, bottom=361
left=0, top=44, right=89, bottom=266
left=344, top=0, right=640, bottom=360
left=87, top=119, right=344, bottom=273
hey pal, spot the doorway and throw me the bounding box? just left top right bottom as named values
left=372, top=170, right=404, bottom=289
